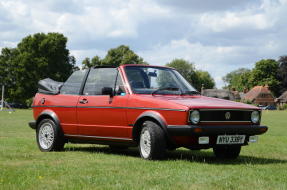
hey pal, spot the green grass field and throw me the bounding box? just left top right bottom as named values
left=1, top=110, right=287, bottom=190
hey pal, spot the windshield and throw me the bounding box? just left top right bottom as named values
left=125, top=66, right=198, bottom=95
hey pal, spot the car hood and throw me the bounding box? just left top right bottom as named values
left=150, top=95, right=259, bottom=110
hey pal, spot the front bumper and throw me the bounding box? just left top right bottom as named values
left=28, top=121, right=36, bottom=129
left=167, top=124, right=268, bottom=136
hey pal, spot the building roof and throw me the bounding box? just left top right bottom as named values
left=244, top=86, right=274, bottom=102
left=277, top=91, right=287, bottom=102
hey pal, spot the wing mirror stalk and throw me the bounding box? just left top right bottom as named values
left=102, top=87, right=114, bottom=97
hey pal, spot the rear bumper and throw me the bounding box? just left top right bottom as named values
left=28, top=121, right=36, bottom=129
left=167, top=125, right=268, bottom=136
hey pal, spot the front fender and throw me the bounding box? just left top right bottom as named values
left=132, top=111, right=174, bottom=145
left=135, top=110, right=167, bottom=127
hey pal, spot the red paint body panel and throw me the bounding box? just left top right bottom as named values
left=157, top=95, right=258, bottom=110
left=127, top=95, right=188, bottom=125
left=31, top=64, right=265, bottom=148
left=77, top=95, right=130, bottom=138
left=33, top=93, right=79, bottom=134
left=127, top=94, right=259, bottom=110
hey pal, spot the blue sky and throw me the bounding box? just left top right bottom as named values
left=1, top=0, right=287, bottom=88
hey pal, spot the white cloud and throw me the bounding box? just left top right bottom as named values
left=1, top=0, right=287, bottom=88
left=138, top=39, right=243, bottom=88
left=138, top=34, right=287, bottom=88
left=155, top=0, right=260, bottom=13
left=70, top=48, right=106, bottom=63
left=197, top=0, right=286, bottom=33
left=199, top=12, right=271, bottom=32
left=0, top=0, right=170, bottom=43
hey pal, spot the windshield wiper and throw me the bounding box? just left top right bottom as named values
left=181, top=90, right=201, bottom=95
left=151, top=87, right=180, bottom=96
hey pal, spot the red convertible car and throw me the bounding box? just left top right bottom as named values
left=29, top=65, right=268, bottom=160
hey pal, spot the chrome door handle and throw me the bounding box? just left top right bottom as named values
left=79, top=99, right=88, bottom=104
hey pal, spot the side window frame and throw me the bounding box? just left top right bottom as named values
left=79, top=69, right=91, bottom=95
left=114, top=68, right=126, bottom=96
left=60, top=69, right=88, bottom=95
left=81, top=67, right=126, bottom=96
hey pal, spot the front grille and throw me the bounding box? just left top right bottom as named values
left=192, top=109, right=256, bottom=123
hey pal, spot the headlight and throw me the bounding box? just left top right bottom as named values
left=190, top=110, right=200, bottom=124
left=251, top=111, right=260, bottom=124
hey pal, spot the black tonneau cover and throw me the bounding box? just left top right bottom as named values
left=38, top=78, right=63, bottom=95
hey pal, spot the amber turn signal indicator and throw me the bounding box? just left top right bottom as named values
left=194, top=128, right=203, bottom=133
left=259, top=128, right=267, bottom=132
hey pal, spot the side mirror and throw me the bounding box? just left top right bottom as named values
left=102, top=87, right=114, bottom=97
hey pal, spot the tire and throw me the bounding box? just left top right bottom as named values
left=36, top=119, right=65, bottom=152
left=139, top=121, right=166, bottom=160
left=213, top=146, right=241, bottom=159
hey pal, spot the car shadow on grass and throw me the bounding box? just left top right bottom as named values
left=167, top=149, right=287, bottom=165
left=64, top=145, right=287, bottom=165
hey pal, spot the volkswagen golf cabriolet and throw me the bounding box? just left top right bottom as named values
left=29, top=65, right=268, bottom=160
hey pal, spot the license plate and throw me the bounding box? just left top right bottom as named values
left=216, top=135, right=245, bottom=144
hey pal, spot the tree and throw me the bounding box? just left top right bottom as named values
left=238, top=71, right=252, bottom=91
left=223, top=60, right=281, bottom=95
left=277, top=56, right=287, bottom=94
left=250, top=59, right=280, bottom=96
left=0, top=33, right=75, bottom=104
left=194, top=70, right=215, bottom=90
left=0, top=48, right=18, bottom=87
left=82, top=56, right=102, bottom=69
left=0, top=48, right=19, bottom=105
left=222, top=68, right=252, bottom=91
left=102, top=45, right=146, bottom=66
left=166, top=59, right=196, bottom=81
left=69, top=56, right=80, bottom=71
left=82, top=57, right=91, bottom=69
left=166, top=59, right=215, bottom=90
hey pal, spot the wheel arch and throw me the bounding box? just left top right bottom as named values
left=35, top=109, right=66, bottom=151
left=132, top=111, right=174, bottom=146
left=36, top=110, right=61, bottom=129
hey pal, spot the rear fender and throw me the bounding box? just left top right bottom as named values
left=36, top=109, right=61, bottom=128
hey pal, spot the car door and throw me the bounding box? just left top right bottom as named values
left=77, top=67, right=130, bottom=140
left=45, top=69, right=87, bottom=135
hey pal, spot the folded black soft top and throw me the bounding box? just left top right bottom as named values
left=38, top=78, right=63, bottom=95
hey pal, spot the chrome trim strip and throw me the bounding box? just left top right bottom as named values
left=32, top=105, right=186, bottom=112
left=64, top=134, right=133, bottom=141
left=32, top=105, right=75, bottom=108
left=200, top=121, right=251, bottom=123
left=198, top=109, right=255, bottom=111
left=77, top=106, right=186, bottom=111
